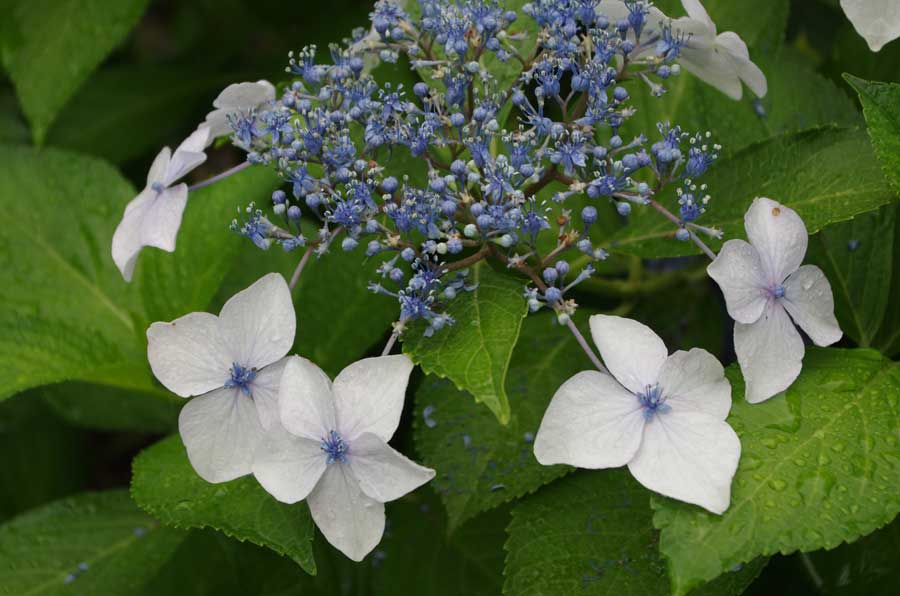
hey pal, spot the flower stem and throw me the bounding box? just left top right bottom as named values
left=649, top=198, right=718, bottom=261
left=564, top=317, right=609, bottom=374
left=188, top=161, right=251, bottom=192
left=381, top=329, right=400, bottom=356
left=289, top=246, right=314, bottom=290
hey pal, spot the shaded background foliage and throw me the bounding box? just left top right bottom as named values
left=0, top=0, right=898, bottom=595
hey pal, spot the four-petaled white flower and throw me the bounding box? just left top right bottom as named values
left=252, top=354, right=435, bottom=561
left=202, top=80, right=276, bottom=142
left=839, top=0, right=900, bottom=52
left=112, top=126, right=210, bottom=281
left=708, top=198, right=842, bottom=404
left=534, top=315, right=740, bottom=514
left=147, top=272, right=295, bottom=483
left=598, top=0, right=767, bottom=100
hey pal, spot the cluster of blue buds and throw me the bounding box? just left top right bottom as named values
left=227, top=0, right=721, bottom=334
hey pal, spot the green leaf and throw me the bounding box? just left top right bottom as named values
left=503, top=470, right=767, bottom=596
left=414, top=312, right=597, bottom=529
left=608, top=127, right=896, bottom=257
left=130, top=435, right=317, bottom=574
left=873, top=206, right=900, bottom=357
left=0, top=0, right=151, bottom=144
left=0, top=490, right=186, bottom=596
left=0, top=90, right=29, bottom=145
left=844, top=75, right=900, bottom=193
left=40, top=383, right=180, bottom=434
left=46, top=66, right=237, bottom=165
left=653, top=348, right=900, bottom=596
left=803, top=515, right=900, bottom=595
left=404, top=262, right=527, bottom=424
left=0, top=144, right=277, bottom=421
left=0, top=395, right=89, bottom=522
left=806, top=205, right=896, bottom=347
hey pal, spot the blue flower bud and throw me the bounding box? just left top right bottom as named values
left=622, top=154, right=639, bottom=170
left=366, top=240, right=382, bottom=255
left=581, top=206, right=598, bottom=224
left=341, top=237, right=358, bottom=251
left=613, top=87, right=629, bottom=101
left=544, top=287, right=562, bottom=303
left=476, top=214, right=492, bottom=229
left=470, top=202, right=484, bottom=217
left=390, top=267, right=405, bottom=282
left=555, top=260, right=570, bottom=276
left=451, top=160, right=467, bottom=176
left=542, top=267, right=558, bottom=283
left=447, top=238, right=463, bottom=253
left=577, top=238, right=592, bottom=253
left=413, top=82, right=429, bottom=97
left=617, top=202, right=632, bottom=216
left=382, top=177, right=399, bottom=193
left=450, top=112, right=466, bottom=127
left=675, top=228, right=691, bottom=241
left=288, top=205, right=302, bottom=219
left=400, top=247, right=416, bottom=261
left=610, top=135, right=623, bottom=148
left=657, top=65, right=671, bottom=79
left=272, top=190, right=287, bottom=204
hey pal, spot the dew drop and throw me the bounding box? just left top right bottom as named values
left=769, top=479, right=787, bottom=492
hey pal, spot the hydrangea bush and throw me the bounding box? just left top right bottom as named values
left=1, top=0, right=899, bottom=594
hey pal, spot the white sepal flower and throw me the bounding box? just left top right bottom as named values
left=534, top=316, right=740, bottom=515
left=839, top=0, right=900, bottom=52
left=111, top=126, right=209, bottom=281
left=202, top=80, right=276, bottom=141
left=147, top=272, right=296, bottom=483
left=673, top=0, right=767, bottom=99
left=708, top=198, right=842, bottom=404
left=252, top=354, right=435, bottom=561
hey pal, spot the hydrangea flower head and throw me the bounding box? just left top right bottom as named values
left=252, top=354, right=435, bottom=561
left=708, top=197, right=842, bottom=403
left=147, top=272, right=296, bottom=482
left=112, top=126, right=209, bottom=281
left=534, top=315, right=740, bottom=514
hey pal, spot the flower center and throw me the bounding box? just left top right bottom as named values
left=225, top=363, right=257, bottom=396
left=321, top=430, right=348, bottom=464
left=769, top=284, right=786, bottom=299
left=151, top=181, right=166, bottom=194
left=637, top=384, right=670, bottom=420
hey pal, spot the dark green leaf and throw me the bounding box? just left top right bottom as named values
left=504, top=470, right=766, bottom=596
left=608, top=128, right=896, bottom=257
left=844, top=75, right=900, bottom=194
left=0, top=0, right=151, bottom=144
left=404, top=262, right=528, bottom=424
left=806, top=205, right=896, bottom=347
left=414, top=311, right=598, bottom=529
left=131, top=435, right=317, bottom=574
left=0, top=490, right=185, bottom=596
left=653, top=348, right=900, bottom=596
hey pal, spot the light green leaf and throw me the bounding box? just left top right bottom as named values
left=844, top=75, right=900, bottom=193
left=414, top=312, right=597, bottom=529
left=653, top=348, right=900, bottom=596
left=806, top=205, right=896, bottom=347
left=608, top=127, right=896, bottom=257
left=0, top=490, right=186, bottom=596
left=0, top=0, right=151, bottom=144
left=503, top=470, right=767, bottom=596
left=873, top=206, right=900, bottom=358
left=404, top=262, right=527, bottom=424
left=130, top=435, right=317, bottom=574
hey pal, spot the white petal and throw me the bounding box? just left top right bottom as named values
left=534, top=370, right=646, bottom=468
left=707, top=239, right=769, bottom=324
left=679, top=44, right=744, bottom=100
left=333, top=355, right=413, bottom=442
left=111, top=184, right=189, bottom=282
left=716, top=31, right=768, bottom=97
left=840, top=0, right=900, bottom=52
left=219, top=273, right=295, bottom=370
left=681, top=0, right=715, bottom=29
left=249, top=357, right=289, bottom=431
left=147, top=311, right=231, bottom=397
left=146, top=146, right=171, bottom=186
left=162, top=128, right=209, bottom=185
left=213, top=80, right=276, bottom=110
left=279, top=356, right=336, bottom=441
left=201, top=109, right=233, bottom=141
left=782, top=265, right=843, bottom=347
left=734, top=302, right=805, bottom=403
left=744, top=197, right=808, bottom=285
left=628, top=410, right=740, bottom=514
left=347, top=433, right=435, bottom=502
left=658, top=349, right=731, bottom=420
left=178, top=387, right=263, bottom=483
left=589, top=315, right=668, bottom=393
left=307, top=464, right=385, bottom=562
left=251, top=424, right=327, bottom=504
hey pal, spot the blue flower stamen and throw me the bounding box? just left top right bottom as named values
left=225, top=363, right=257, bottom=396
left=321, top=430, right=348, bottom=464
left=637, top=384, right=670, bottom=420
